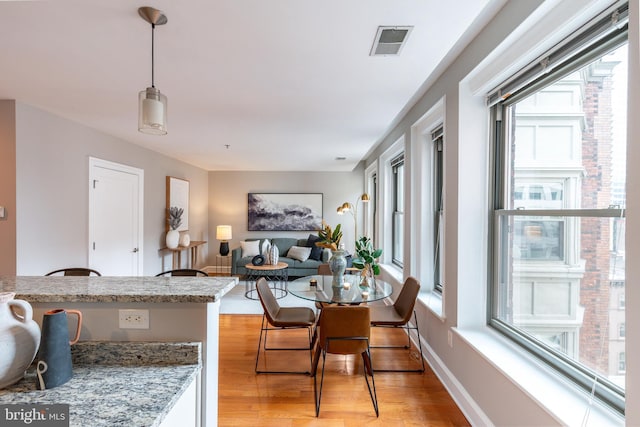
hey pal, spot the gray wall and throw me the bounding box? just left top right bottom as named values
left=14, top=103, right=209, bottom=275
left=208, top=168, right=365, bottom=256
left=363, top=0, right=639, bottom=425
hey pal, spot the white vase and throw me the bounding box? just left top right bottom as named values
left=179, top=233, right=191, bottom=247
left=0, top=292, right=41, bottom=389
left=166, top=229, right=180, bottom=249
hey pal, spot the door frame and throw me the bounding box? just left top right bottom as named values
left=88, top=157, right=144, bottom=275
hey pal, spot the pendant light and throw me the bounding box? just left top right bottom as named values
left=138, top=7, right=168, bottom=135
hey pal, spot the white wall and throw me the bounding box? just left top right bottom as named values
left=364, top=0, right=637, bottom=425
left=14, top=103, right=209, bottom=275
left=207, top=168, right=365, bottom=256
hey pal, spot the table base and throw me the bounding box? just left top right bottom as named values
left=245, top=267, right=289, bottom=300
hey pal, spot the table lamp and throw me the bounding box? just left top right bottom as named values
left=216, top=225, right=232, bottom=256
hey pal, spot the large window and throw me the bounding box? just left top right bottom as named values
left=391, top=154, right=404, bottom=267
left=490, top=5, right=627, bottom=413
left=432, top=126, right=444, bottom=292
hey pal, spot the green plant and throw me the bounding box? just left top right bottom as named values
left=168, top=206, right=183, bottom=230
left=315, top=222, right=342, bottom=251
left=352, top=236, right=383, bottom=275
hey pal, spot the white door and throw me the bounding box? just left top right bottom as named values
left=89, top=158, right=144, bottom=276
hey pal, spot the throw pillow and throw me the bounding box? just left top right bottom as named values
left=287, top=245, right=312, bottom=262
left=268, top=244, right=279, bottom=265
left=306, top=234, right=322, bottom=261
left=240, top=240, right=260, bottom=258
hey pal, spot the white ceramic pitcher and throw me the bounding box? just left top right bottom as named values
left=0, top=292, right=41, bottom=389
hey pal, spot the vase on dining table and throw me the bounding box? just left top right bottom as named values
left=328, top=249, right=347, bottom=287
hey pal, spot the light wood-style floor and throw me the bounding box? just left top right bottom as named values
left=218, top=314, right=470, bottom=426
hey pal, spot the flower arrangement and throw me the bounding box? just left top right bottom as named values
left=315, top=221, right=343, bottom=251
left=352, top=236, right=383, bottom=276
left=167, top=206, right=183, bottom=230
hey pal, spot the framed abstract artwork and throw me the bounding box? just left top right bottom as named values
left=166, top=176, right=189, bottom=232
left=248, top=193, right=323, bottom=231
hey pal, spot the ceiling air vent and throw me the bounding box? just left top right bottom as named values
left=370, top=26, right=413, bottom=56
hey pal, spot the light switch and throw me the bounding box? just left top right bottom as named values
left=0, top=207, right=5, bottom=219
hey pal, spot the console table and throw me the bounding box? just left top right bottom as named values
left=160, top=240, right=206, bottom=269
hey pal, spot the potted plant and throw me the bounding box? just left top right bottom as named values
left=315, top=222, right=346, bottom=287
left=315, top=222, right=342, bottom=251
left=166, top=206, right=183, bottom=249
left=352, top=236, right=383, bottom=286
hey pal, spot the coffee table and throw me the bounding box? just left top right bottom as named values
left=244, top=262, right=289, bottom=300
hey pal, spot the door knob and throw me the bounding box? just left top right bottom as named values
left=132, top=248, right=139, bottom=253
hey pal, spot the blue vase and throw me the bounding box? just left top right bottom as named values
left=329, top=250, right=347, bottom=287
left=36, top=309, right=82, bottom=390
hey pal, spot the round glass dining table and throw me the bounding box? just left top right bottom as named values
left=288, top=274, right=393, bottom=305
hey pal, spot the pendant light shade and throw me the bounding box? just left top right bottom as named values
left=138, top=7, right=168, bottom=135
left=139, top=87, right=167, bottom=135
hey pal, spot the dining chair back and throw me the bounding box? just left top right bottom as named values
left=155, top=269, right=208, bottom=277
left=369, top=276, right=424, bottom=372
left=312, top=305, right=378, bottom=417
left=255, top=278, right=316, bottom=374
left=45, top=268, right=101, bottom=277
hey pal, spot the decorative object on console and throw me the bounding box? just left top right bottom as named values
left=216, top=225, right=232, bottom=256
left=166, top=206, right=183, bottom=249
left=248, top=193, right=323, bottom=231
left=337, top=193, right=370, bottom=247
left=251, top=255, right=265, bottom=266
left=138, top=6, right=168, bottom=135
left=352, top=236, right=383, bottom=286
left=179, top=233, right=191, bottom=247
left=0, top=292, right=41, bottom=389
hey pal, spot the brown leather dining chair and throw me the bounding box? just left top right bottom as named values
left=45, top=268, right=101, bottom=276
left=155, top=269, right=209, bottom=277
left=255, top=277, right=317, bottom=375
left=369, top=276, right=425, bottom=372
left=312, top=305, right=379, bottom=417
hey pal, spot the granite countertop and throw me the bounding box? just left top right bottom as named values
left=0, top=342, right=201, bottom=427
left=0, top=275, right=238, bottom=303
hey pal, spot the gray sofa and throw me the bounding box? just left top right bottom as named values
left=231, top=237, right=330, bottom=277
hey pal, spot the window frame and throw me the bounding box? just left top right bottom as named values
left=391, top=154, right=405, bottom=268
left=488, top=14, right=628, bottom=413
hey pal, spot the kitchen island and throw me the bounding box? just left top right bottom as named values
left=0, top=275, right=238, bottom=427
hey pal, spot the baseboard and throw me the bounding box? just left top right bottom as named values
left=418, top=334, right=493, bottom=426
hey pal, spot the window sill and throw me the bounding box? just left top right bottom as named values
left=419, top=290, right=444, bottom=320
left=454, top=326, right=624, bottom=426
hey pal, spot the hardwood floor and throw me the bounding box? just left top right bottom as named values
left=218, top=314, right=470, bottom=426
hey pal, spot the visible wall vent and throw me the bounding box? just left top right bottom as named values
left=370, top=26, right=413, bottom=56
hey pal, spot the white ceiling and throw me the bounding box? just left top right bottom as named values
left=0, top=0, right=498, bottom=171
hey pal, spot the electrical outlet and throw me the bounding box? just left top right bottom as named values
left=118, top=309, right=149, bottom=329
left=448, top=330, right=453, bottom=348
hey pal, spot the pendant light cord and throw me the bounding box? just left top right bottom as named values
left=151, top=23, right=155, bottom=88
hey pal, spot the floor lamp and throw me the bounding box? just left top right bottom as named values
left=337, top=193, right=370, bottom=245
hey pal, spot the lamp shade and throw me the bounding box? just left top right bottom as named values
left=139, top=87, right=168, bottom=135
left=216, top=225, right=232, bottom=241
